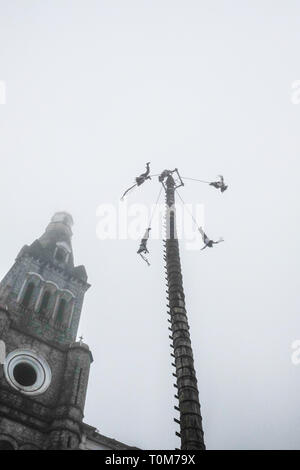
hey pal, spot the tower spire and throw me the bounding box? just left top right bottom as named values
left=164, top=173, right=205, bottom=450
left=38, top=212, right=74, bottom=261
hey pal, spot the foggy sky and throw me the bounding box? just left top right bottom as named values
left=1, top=0, right=300, bottom=449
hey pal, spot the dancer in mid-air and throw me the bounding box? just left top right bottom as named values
left=137, top=227, right=151, bottom=266
left=199, top=227, right=224, bottom=250
left=209, top=175, right=228, bottom=192
left=121, top=162, right=151, bottom=200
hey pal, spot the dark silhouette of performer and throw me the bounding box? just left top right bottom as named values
left=121, top=162, right=151, bottom=200
left=136, top=162, right=151, bottom=185
left=199, top=227, right=224, bottom=250
left=158, top=169, right=172, bottom=183
left=137, top=227, right=151, bottom=266
left=209, top=175, right=228, bottom=192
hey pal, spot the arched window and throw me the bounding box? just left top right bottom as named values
left=56, top=298, right=67, bottom=324
left=0, top=440, right=15, bottom=450
left=38, top=290, right=51, bottom=315
left=21, top=282, right=35, bottom=308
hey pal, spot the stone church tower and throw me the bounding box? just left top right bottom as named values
left=0, top=212, right=93, bottom=450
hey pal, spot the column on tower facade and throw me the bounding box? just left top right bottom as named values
left=45, top=342, right=93, bottom=449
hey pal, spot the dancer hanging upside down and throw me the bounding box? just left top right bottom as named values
left=199, top=227, right=224, bottom=250
left=209, top=175, right=228, bottom=192
left=121, top=162, right=151, bottom=200
left=137, top=227, right=151, bottom=266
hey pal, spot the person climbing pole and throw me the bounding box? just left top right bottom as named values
left=209, top=175, right=228, bottom=192
left=121, top=162, right=151, bottom=200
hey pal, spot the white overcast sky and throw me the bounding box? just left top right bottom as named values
left=1, top=0, right=300, bottom=450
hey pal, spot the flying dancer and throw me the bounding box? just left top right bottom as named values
left=209, top=175, right=228, bottom=192
left=121, top=162, right=151, bottom=200
left=137, top=227, right=151, bottom=266
left=199, top=227, right=224, bottom=250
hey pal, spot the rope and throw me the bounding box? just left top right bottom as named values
left=181, top=176, right=210, bottom=184
left=175, top=189, right=202, bottom=232
left=148, top=186, right=163, bottom=227
left=120, top=183, right=138, bottom=200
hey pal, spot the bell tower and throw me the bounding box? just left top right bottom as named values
left=0, top=212, right=93, bottom=450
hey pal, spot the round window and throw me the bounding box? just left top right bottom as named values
left=13, top=363, right=37, bottom=386
left=4, top=349, right=51, bottom=395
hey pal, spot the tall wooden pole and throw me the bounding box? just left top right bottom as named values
left=164, top=174, right=205, bottom=450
